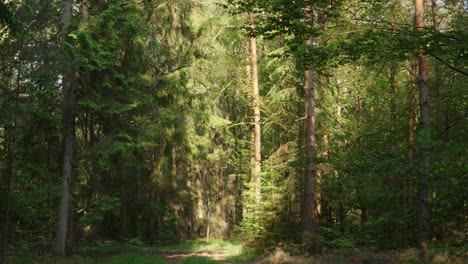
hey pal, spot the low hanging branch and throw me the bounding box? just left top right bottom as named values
left=428, top=52, right=468, bottom=77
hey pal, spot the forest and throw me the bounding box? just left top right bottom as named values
left=0, top=0, right=466, bottom=263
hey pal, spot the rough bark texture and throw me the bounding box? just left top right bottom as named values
left=414, top=0, right=431, bottom=260
left=248, top=12, right=261, bottom=209
left=302, top=3, right=316, bottom=235
left=55, top=0, right=75, bottom=256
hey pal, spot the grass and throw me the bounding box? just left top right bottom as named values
left=10, top=255, right=95, bottom=264
left=10, top=253, right=166, bottom=264
left=181, top=256, right=221, bottom=264
left=10, top=240, right=249, bottom=264
left=226, top=246, right=260, bottom=264
left=101, top=253, right=166, bottom=264
left=80, top=241, right=152, bottom=253
left=153, top=239, right=240, bottom=251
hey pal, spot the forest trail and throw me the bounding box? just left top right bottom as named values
left=78, top=241, right=236, bottom=264
left=148, top=248, right=228, bottom=263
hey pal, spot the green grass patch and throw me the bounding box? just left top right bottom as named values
left=226, top=246, right=260, bottom=264
left=81, top=239, right=241, bottom=254
left=101, top=253, right=165, bottom=264
left=10, top=255, right=95, bottom=264
left=10, top=253, right=166, bottom=264
left=81, top=240, right=152, bottom=253
left=181, top=256, right=220, bottom=264
left=154, top=239, right=240, bottom=252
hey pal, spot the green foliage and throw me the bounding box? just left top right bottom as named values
left=318, top=227, right=355, bottom=249
left=80, top=196, right=121, bottom=232
left=1, top=0, right=467, bottom=258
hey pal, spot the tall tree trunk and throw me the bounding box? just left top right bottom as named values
left=248, top=11, right=261, bottom=209
left=243, top=39, right=252, bottom=218
left=414, top=0, right=431, bottom=260
left=354, top=89, right=368, bottom=226
left=55, top=0, right=75, bottom=256
left=0, top=60, right=21, bottom=264
left=302, top=3, right=316, bottom=236
left=407, top=55, right=418, bottom=245
left=431, top=0, right=442, bottom=130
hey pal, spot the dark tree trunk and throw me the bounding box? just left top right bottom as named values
left=55, top=0, right=75, bottom=256
left=0, top=60, right=21, bottom=264
left=302, top=3, right=316, bottom=236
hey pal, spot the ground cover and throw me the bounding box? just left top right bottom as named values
left=7, top=240, right=466, bottom=264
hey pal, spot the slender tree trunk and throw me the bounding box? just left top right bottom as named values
left=408, top=57, right=417, bottom=164
left=353, top=89, right=368, bottom=227
left=248, top=11, right=261, bottom=209
left=245, top=40, right=255, bottom=188
left=431, top=0, right=439, bottom=31
left=302, top=3, right=316, bottom=236
left=431, top=0, right=442, bottom=130
left=389, top=66, right=397, bottom=127
left=407, top=55, right=418, bottom=245
left=55, top=0, right=75, bottom=256
left=0, top=60, right=21, bottom=264
left=414, top=0, right=431, bottom=260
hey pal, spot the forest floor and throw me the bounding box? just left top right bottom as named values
left=7, top=240, right=467, bottom=264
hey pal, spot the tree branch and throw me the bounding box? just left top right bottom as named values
left=428, top=52, right=468, bottom=77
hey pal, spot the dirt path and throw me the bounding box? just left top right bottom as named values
left=148, top=249, right=228, bottom=264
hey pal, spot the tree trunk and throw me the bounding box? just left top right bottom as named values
left=431, top=0, right=442, bottom=130
left=248, top=11, right=261, bottom=210
left=0, top=60, right=21, bottom=264
left=414, top=0, right=431, bottom=260
left=407, top=55, right=418, bottom=245
left=55, top=0, right=75, bottom=256
left=302, top=3, right=316, bottom=236
left=81, top=0, right=89, bottom=17
left=431, top=0, right=439, bottom=31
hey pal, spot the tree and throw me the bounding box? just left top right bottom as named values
left=247, top=11, right=262, bottom=210
left=413, top=0, right=431, bottom=258
left=0, top=46, right=21, bottom=264
left=302, top=1, right=317, bottom=237
left=55, top=0, right=75, bottom=256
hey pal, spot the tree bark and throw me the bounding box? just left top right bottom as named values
left=55, top=0, right=75, bottom=256
left=0, top=59, right=21, bottom=264
left=302, top=3, right=316, bottom=236
left=414, top=0, right=431, bottom=260
left=431, top=0, right=442, bottom=130
left=408, top=55, right=417, bottom=175
left=248, top=11, right=261, bottom=210
left=431, top=0, right=439, bottom=31
left=407, top=55, right=418, bottom=245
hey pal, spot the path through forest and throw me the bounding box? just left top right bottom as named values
left=149, top=248, right=228, bottom=263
